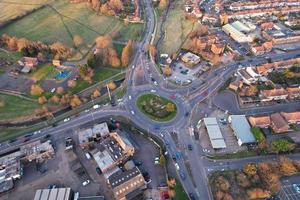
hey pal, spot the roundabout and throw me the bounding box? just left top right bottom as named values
left=136, top=93, right=177, bottom=122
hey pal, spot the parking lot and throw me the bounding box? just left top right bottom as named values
left=0, top=141, right=102, bottom=200
left=278, top=176, right=300, bottom=200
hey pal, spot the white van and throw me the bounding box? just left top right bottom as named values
left=85, top=152, right=91, bottom=160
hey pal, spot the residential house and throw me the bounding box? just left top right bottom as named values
left=262, top=41, right=273, bottom=52
left=287, top=87, right=300, bottom=99
left=181, top=52, right=201, bottom=67
left=280, top=112, right=300, bottom=124
left=248, top=116, right=271, bottom=128
left=256, top=63, right=273, bottom=75
left=211, top=43, right=225, bottom=55
left=251, top=45, right=265, bottom=55
left=270, top=113, right=289, bottom=133
left=261, top=88, right=288, bottom=101
left=229, top=76, right=243, bottom=91
left=237, top=68, right=258, bottom=85
left=18, top=57, right=39, bottom=73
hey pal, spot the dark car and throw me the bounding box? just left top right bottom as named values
left=189, top=193, right=196, bottom=200
left=179, top=171, right=186, bottom=180
left=134, top=160, right=143, bottom=166
left=188, top=144, right=193, bottom=151
left=185, top=112, right=189, bottom=117
left=96, top=167, right=102, bottom=175
left=9, top=139, right=17, bottom=143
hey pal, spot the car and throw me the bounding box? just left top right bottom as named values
left=132, top=65, right=135, bottom=69
left=131, top=110, right=135, bottom=115
left=189, top=193, right=196, bottom=200
left=155, top=157, right=160, bottom=161
left=84, top=109, right=90, bottom=113
left=63, top=118, right=70, bottom=122
left=9, top=139, right=17, bottom=143
left=185, top=112, right=189, bottom=117
left=172, top=155, right=176, bottom=161
left=48, top=184, right=57, bottom=189
left=293, top=184, right=300, bottom=193
left=82, top=180, right=90, bottom=186
left=50, top=88, right=56, bottom=93
left=34, top=130, right=42, bottom=135
left=175, top=163, right=180, bottom=170
left=154, top=160, right=160, bottom=165
left=44, top=134, right=51, bottom=139
left=188, top=144, right=193, bottom=151
left=85, top=152, right=91, bottom=160
left=96, top=167, right=102, bottom=175
left=179, top=171, right=186, bottom=180
left=150, top=89, right=156, bottom=93
left=128, top=95, right=132, bottom=100
left=23, top=138, right=30, bottom=143
left=93, top=104, right=100, bottom=109
left=134, top=160, right=143, bottom=166
left=154, top=81, right=158, bottom=85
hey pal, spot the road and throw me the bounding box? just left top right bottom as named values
left=2, top=0, right=300, bottom=200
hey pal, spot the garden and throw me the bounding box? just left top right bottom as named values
left=136, top=94, right=177, bottom=122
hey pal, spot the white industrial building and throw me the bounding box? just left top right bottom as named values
left=203, top=118, right=226, bottom=149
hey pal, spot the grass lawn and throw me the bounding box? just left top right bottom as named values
left=0, top=68, right=5, bottom=75
left=29, top=63, right=55, bottom=81
left=0, top=0, right=144, bottom=60
left=208, top=150, right=259, bottom=160
left=174, top=179, right=189, bottom=200
left=0, top=50, right=23, bottom=62
left=0, top=93, right=40, bottom=122
left=136, top=93, right=177, bottom=122
left=159, top=0, right=195, bottom=55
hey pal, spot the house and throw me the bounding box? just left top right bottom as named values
left=256, top=63, right=273, bottom=75
left=262, top=41, right=273, bottom=52
left=251, top=45, right=265, bottom=55
left=270, top=113, right=289, bottom=133
left=287, top=87, right=300, bottom=99
left=181, top=52, right=201, bottom=67
left=52, top=60, right=61, bottom=67
left=18, top=57, right=39, bottom=73
left=237, top=68, right=258, bottom=85
left=211, top=43, right=225, bottom=55
left=261, top=88, right=288, bottom=101
left=229, top=76, right=243, bottom=91
left=248, top=116, right=271, bottom=128
left=108, top=167, right=146, bottom=200
left=280, top=112, right=300, bottom=124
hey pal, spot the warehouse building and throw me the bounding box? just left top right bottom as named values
left=228, top=115, right=256, bottom=146
left=203, top=118, right=226, bottom=149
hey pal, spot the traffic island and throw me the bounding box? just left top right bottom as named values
left=136, top=93, right=177, bottom=122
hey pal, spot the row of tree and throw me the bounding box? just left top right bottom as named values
left=87, top=36, right=133, bottom=69
left=86, top=0, right=124, bottom=16
left=212, top=157, right=300, bottom=200
left=0, top=34, right=72, bottom=60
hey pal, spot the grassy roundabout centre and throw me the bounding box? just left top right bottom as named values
left=136, top=94, right=177, bottom=122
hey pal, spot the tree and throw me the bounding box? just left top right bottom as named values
left=79, top=64, right=89, bottom=78
left=163, top=65, right=172, bottom=76
left=7, top=37, right=18, bottom=51
left=91, top=89, right=101, bottom=98
left=159, top=154, right=166, bottom=166
left=247, top=188, right=271, bottom=200
left=279, top=156, right=298, bottom=176
left=73, top=35, right=83, bottom=48
left=147, top=44, right=157, bottom=58
left=243, top=163, right=257, bottom=176
left=17, top=38, right=30, bottom=51
left=38, top=96, right=47, bottom=104
left=87, top=53, right=101, bottom=68
left=159, top=0, right=169, bottom=10
left=107, top=48, right=120, bottom=67
left=60, top=94, right=71, bottom=105
left=271, top=139, right=296, bottom=154
left=56, top=87, right=64, bottom=95
left=109, top=0, right=124, bottom=11
left=30, top=84, right=44, bottom=96
left=166, top=102, right=175, bottom=112
left=121, top=40, right=133, bottom=66
left=235, top=172, right=251, bottom=188
left=70, top=95, right=82, bottom=108
left=96, top=36, right=113, bottom=49
left=67, top=80, right=77, bottom=88
left=107, top=81, right=116, bottom=90
left=49, top=95, right=60, bottom=104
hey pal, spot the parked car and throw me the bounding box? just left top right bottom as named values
left=188, top=144, right=193, bottom=151
left=96, top=167, right=102, bottom=175
left=82, top=180, right=90, bottom=186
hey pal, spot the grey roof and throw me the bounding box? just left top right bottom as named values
left=203, top=118, right=226, bottom=149
left=108, top=167, right=141, bottom=189
left=34, top=188, right=72, bottom=200
left=229, top=115, right=256, bottom=145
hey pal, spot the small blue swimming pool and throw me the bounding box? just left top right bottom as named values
left=55, top=70, right=71, bottom=80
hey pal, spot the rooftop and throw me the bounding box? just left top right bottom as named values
left=229, top=115, right=256, bottom=145
left=108, top=167, right=143, bottom=189
left=203, top=118, right=226, bottom=149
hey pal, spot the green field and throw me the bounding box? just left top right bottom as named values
left=0, top=93, right=40, bottom=122
left=136, top=94, right=177, bottom=122
left=174, top=179, right=189, bottom=200
left=0, top=0, right=144, bottom=60
left=0, top=0, right=49, bottom=26
left=159, top=0, right=195, bottom=55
